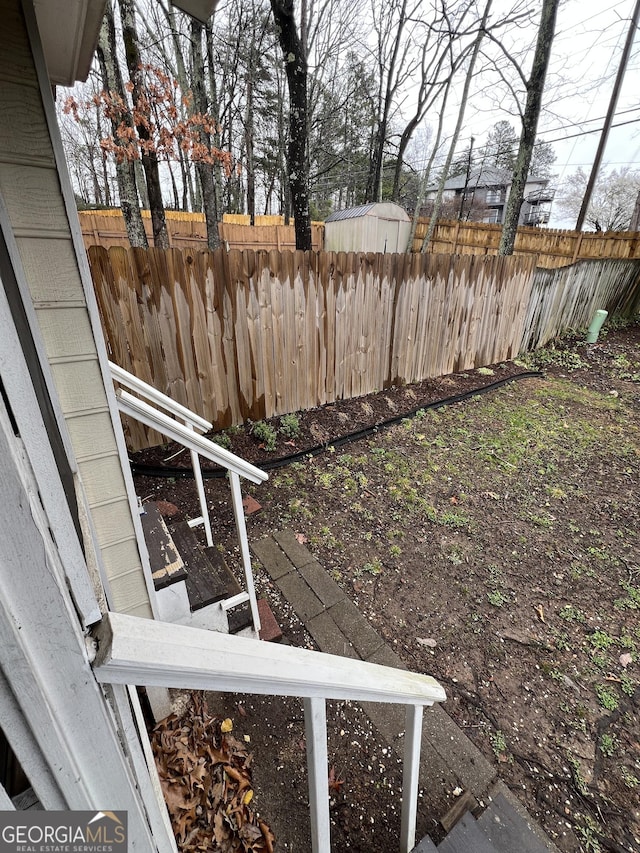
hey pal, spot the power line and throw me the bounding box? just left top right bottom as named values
left=538, top=105, right=640, bottom=136
left=544, top=116, right=640, bottom=144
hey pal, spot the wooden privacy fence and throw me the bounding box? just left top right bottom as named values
left=411, top=219, right=640, bottom=268
left=79, top=210, right=324, bottom=252
left=522, top=258, right=640, bottom=351
left=81, top=210, right=640, bottom=269
left=89, top=247, right=537, bottom=449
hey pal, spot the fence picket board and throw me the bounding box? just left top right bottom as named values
left=242, top=251, right=265, bottom=422
left=281, top=251, right=297, bottom=413
left=170, top=249, right=204, bottom=417
left=267, top=249, right=286, bottom=416
left=195, top=252, right=231, bottom=426
left=227, top=250, right=253, bottom=421
left=321, top=252, right=337, bottom=402
left=256, top=252, right=276, bottom=419
left=211, top=249, right=243, bottom=423
left=293, top=251, right=310, bottom=412
left=185, top=253, right=215, bottom=423
left=305, top=252, right=320, bottom=409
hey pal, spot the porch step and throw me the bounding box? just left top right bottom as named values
left=437, top=813, right=496, bottom=853
left=168, top=521, right=240, bottom=611
left=140, top=502, right=187, bottom=590
left=226, top=599, right=283, bottom=641
left=477, top=792, right=554, bottom=853
left=412, top=793, right=556, bottom=853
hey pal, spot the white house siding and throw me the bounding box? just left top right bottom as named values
left=0, top=0, right=152, bottom=619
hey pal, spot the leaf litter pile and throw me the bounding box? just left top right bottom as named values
left=151, top=694, right=274, bottom=853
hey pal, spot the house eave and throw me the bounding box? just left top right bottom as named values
left=33, top=0, right=218, bottom=85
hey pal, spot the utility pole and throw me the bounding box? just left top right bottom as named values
left=575, top=0, right=640, bottom=231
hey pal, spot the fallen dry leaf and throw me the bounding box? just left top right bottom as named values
left=295, top=532, right=308, bottom=544
left=535, top=604, right=545, bottom=623
left=328, top=764, right=345, bottom=793
left=151, top=693, right=275, bottom=852
left=620, top=652, right=633, bottom=668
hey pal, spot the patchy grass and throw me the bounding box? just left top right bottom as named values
left=244, top=337, right=640, bottom=852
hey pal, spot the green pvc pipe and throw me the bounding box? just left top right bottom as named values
left=586, top=309, right=608, bottom=343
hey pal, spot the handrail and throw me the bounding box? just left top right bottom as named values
left=109, top=362, right=212, bottom=432
left=95, top=612, right=445, bottom=703
left=110, top=366, right=267, bottom=634
left=116, top=390, right=266, bottom=485
left=94, top=611, right=446, bottom=853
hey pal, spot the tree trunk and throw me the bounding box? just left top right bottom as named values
left=498, top=0, right=559, bottom=255
left=190, top=19, right=221, bottom=250
left=407, top=78, right=451, bottom=251
left=117, top=0, right=169, bottom=248
left=134, top=159, right=149, bottom=209
left=245, top=69, right=256, bottom=225
left=630, top=189, right=640, bottom=232
left=270, top=0, right=312, bottom=250
left=205, top=22, right=224, bottom=220
left=96, top=3, right=148, bottom=248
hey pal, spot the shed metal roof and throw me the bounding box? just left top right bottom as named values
left=325, top=204, right=377, bottom=222
left=326, top=202, right=410, bottom=223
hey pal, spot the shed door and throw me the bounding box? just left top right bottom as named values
left=379, top=218, right=401, bottom=253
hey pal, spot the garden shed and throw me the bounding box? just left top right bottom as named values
left=324, top=202, right=411, bottom=254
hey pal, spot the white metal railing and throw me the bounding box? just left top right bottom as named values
left=109, top=363, right=267, bottom=633
left=94, top=611, right=446, bottom=853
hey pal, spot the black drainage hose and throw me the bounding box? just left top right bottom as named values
left=130, top=370, right=543, bottom=480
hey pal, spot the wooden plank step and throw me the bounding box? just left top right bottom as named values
left=440, top=790, right=479, bottom=834
left=477, top=792, right=553, bottom=853
left=169, top=522, right=233, bottom=611
left=140, top=502, right=186, bottom=590
left=226, top=599, right=283, bottom=640
left=227, top=601, right=252, bottom=634
left=437, top=813, right=496, bottom=853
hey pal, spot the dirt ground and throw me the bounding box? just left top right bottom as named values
left=135, top=320, right=640, bottom=853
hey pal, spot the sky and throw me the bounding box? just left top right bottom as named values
left=542, top=1, right=640, bottom=186
left=424, top=0, right=640, bottom=227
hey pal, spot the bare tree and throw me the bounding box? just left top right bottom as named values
left=189, top=18, right=221, bottom=249
left=498, top=0, right=559, bottom=254
left=391, top=0, right=475, bottom=202
left=558, top=166, right=640, bottom=231
left=421, top=0, right=493, bottom=252
left=365, top=0, right=421, bottom=202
